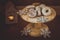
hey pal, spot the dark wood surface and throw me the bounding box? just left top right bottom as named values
left=12, top=0, right=60, bottom=6
left=0, top=0, right=60, bottom=6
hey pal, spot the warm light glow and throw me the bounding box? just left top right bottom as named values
left=8, top=15, right=14, bottom=20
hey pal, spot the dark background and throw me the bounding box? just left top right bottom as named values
left=0, top=0, right=60, bottom=40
